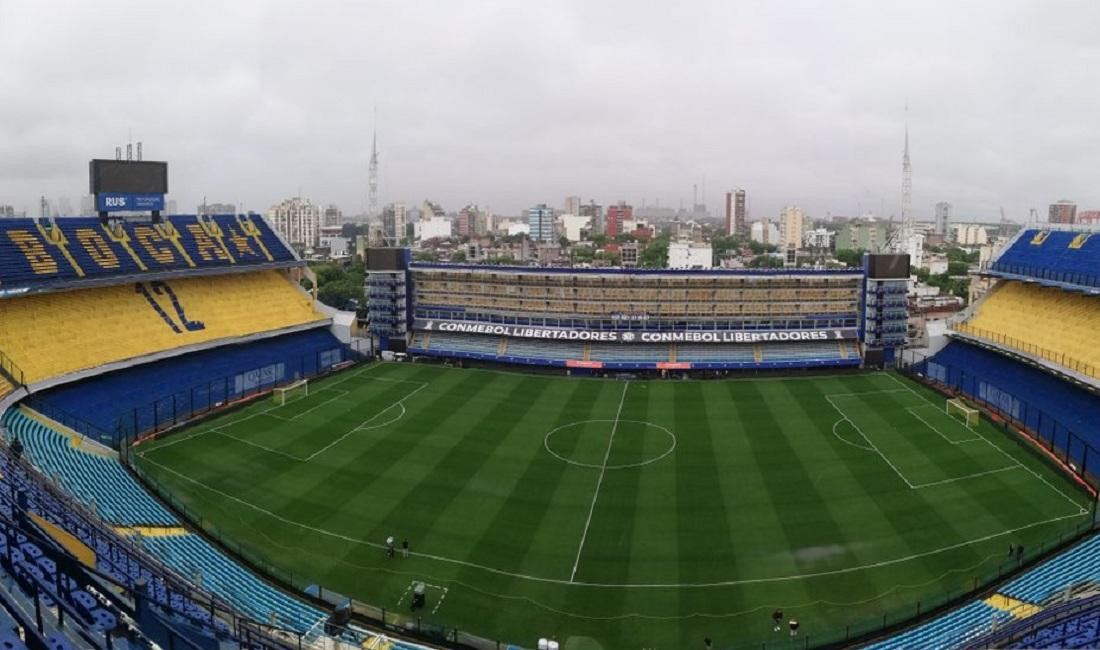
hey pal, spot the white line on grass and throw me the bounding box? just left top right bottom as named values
left=569, top=381, right=629, bottom=582
left=133, top=452, right=1092, bottom=589
left=302, top=383, right=428, bottom=462
left=885, top=373, right=1089, bottom=514
left=824, top=394, right=917, bottom=488
left=910, top=465, right=1022, bottom=489
left=905, top=405, right=982, bottom=444
left=830, top=419, right=874, bottom=451
left=266, top=389, right=350, bottom=421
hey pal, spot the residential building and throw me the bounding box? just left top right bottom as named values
left=667, top=241, right=713, bottom=269
left=507, top=222, right=530, bottom=237
left=0, top=205, right=16, bottom=218
left=322, top=204, right=343, bottom=227
left=527, top=203, right=556, bottom=243
left=558, top=214, right=591, bottom=242
left=318, top=225, right=349, bottom=258
left=416, top=215, right=452, bottom=241
left=725, top=188, right=747, bottom=235
left=1049, top=200, right=1077, bottom=224
left=619, top=242, right=640, bottom=267
left=836, top=220, right=888, bottom=252
left=952, top=224, right=988, bottom=246
left=1077, top=210, right=1100, bottom=225
left=564, top=195, right=581, bottom=216
left=268, top=197, right=321, bottom=247
left=750, top=219, right=780, bottom=246
left=381, top=202, right=407, bottom=244
left=779, top=205, right=806, bottom=250
left=802, top=227, right=835, bottom=251
left=579, top=201, right=603, bottom=234
left=934, top=202, right=951, bottom=236
left=605, top=201, right=633, bottom=238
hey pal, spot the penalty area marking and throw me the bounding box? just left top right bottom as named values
left=544, top=419, right=677, bottom=470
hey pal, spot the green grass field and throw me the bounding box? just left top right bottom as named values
left=134, top=363, right=1092, bottom=649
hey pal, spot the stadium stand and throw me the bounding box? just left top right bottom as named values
left=33, top=328, right=348, bottom=442
left=990, top=229, right=1100, bottom=289
left=674, top=344, right=756, bottom=363
left=971, top=594, right=1100, bottom=649
left=0, top=408, right=339, bottom=636
left=0, top=270, right=326, bottom=387
left=917, top=340, right=1100, bottom=477
left=0, top=216, right=295, bottom=290
left=955, top=281, right=1100, bottom=380
left=504, top=337, right=584, bottom=361
left=588, top=343, right=670, bottom=363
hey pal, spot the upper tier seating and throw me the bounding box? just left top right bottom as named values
left=0, top=270, right=326, bottom=386
left=991, top=229, right=1100, bottom=289
left=0, top=215, right=295, bottom=290
left=955, top=281, right=1100, bottom=381
left=35, top=329, right=346, bottom=441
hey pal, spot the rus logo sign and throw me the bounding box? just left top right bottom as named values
left=104, top=196, right=127, bottom=208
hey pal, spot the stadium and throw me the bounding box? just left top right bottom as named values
left=2, top=200, right=1100, bottom=650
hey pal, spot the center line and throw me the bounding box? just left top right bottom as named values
left=569, top=381, right=630, bottom=582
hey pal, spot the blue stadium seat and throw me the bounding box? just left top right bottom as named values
left=992, top=229, right=1100, bottom=289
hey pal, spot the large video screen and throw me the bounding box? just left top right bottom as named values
left=868, top=254, right=910, bottom=279
left=366, top=248, right=408, bottom=271
left=89, top=160, right=169, bottom=194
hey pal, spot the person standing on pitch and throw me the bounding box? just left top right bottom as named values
left=789, top=619, right=800, bottom=637
left=772, top=608, right=784, bottom=632
left=386, top=536, right=395, bottom=558
left=402, top=539, right=409, bottom=558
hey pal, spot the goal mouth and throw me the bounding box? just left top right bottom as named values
left=272, top=379, right=309, bottom=406
left=945, top=397, right=980, bottom=427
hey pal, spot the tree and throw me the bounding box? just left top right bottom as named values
left=451, top=250, right=467, bottom=263
left=748, top=255, right=784, bottom=268
left=412, top=250, right=438, bottom=262
left=947, top=261, right=969, bottom=276
left=833, top=248, right=865, bottom=268
left=640, top=238, right=668, bottom=268
left=590, top=234, right=609, bottom=247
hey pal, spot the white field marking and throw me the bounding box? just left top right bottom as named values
left=302, top=382, right=429, bottom=462
left=569, top=381, right=630, bottom=583
left=825, top=388, right=910, bottom=398
left=133, top=453, right=1094, bottom=589
left=141, top=363, right=382, bottom=455
left=885, top=373, right=1089, bottom=514
left=356, top=403, right=406, bottom=431
left=543, top=419, right=677, bottom=470
left=266, top=388, right=350, bottom=421
left=141, top=364, right=417, bottom=461
left=826, top=390, right=1027, bottom=492
left=905, top=405, right=982, bottom=444
left=830, top=419, right=874, bottom=451
left=823, top=394, right=917, bottom=489
left=910, top=465, right=1023, bottom=489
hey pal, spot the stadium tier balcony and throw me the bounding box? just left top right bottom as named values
left=0, top=216, right=296, bottom=292
left=989, top=229, right=1100, bottom=290
left=953, top=280, right=1100, bottom=382
left=0, top=270, right=326, bottom=389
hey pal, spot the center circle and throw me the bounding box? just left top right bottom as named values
left=543, top=419, right=677, bottom=469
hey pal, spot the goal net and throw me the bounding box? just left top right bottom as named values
left=273, top=379, right=308, bottom=406
left=946, top=398, right=980, bottom=427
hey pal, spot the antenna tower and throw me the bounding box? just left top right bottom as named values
left=368, top=109, right=379, bottom=220
left=901, top=104, right=912, bottom=227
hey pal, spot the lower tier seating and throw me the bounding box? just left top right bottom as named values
left=920, top=341, right=1100, bottom=477
left=0, top=270, right=326, bottom=386
left=955, top=281, right=1100, bottom=380
left=34, top=328, right=347, bottom=442
left=3, top=409, right=176, bottom=526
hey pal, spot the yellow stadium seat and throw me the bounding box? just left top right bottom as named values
left=958, top=281, right=1100, bottom=380
left=0, top=375, right=12, bottom=400
left=0, top=271, right=326, bottom=385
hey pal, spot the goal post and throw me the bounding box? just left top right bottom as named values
left=946, top=397, right=980, bottom=427
left=273, top=379, right=309, bottom=406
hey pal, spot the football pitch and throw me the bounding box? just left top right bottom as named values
left=134, top=362, right=1092, bottom=649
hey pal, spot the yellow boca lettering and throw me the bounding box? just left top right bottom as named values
left=133, top=226, right=177, bottom=265
left=222, top=224, right=259, bottom=258
left=75, top=229, right=120, bottom=269
left=185, top=224, right=232, bottom=262
left=7, top=230, right=59, bottom=274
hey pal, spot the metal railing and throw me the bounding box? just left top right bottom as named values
left=953, top=324, right=1100, bottom=382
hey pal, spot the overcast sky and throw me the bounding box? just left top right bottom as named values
left=1, top=0, right=1098, bottom=221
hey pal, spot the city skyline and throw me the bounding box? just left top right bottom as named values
left=1, top=1, right=1098, bottom=221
